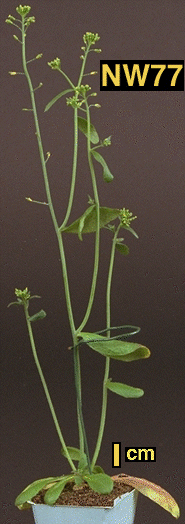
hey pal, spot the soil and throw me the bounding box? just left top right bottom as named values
left=32, top=479, right=133, bottom=507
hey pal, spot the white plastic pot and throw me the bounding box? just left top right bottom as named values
left=31, top=488, right=138, bottom=524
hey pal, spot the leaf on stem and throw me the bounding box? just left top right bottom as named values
left=15, top=477, right=61, bottom=507
left=106, top=380, right=144, bottom=398
left=78, top=332, right=151, bottom=361
left=84, top=473, right=113, bottom=494
left=78, top=116, right=99, bottom=144
left=121, top=223, right=139, bottom=239
left=61, top=206, right=121, bottom=238
left=111, top=474, right=180, bottom=519
left=115, top=243, right=129, bottom=255
left=44, top=89, right=74, bottom=112
left=91, top=150, right=114, bottom=182
left=29, top=309, right=46, bottom=322
left=78, top=205, right=95, bottom=240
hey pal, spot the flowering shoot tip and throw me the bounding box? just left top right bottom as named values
left=120, top=208, right=137, bottom=227
left=14, top=287, right=31, bottom=304
left=16, top=5, right=31, bottom=17
left=83, top=32, right=100, bottom=46
left=103, top=136, right=112, bottom=146
left=48, top=58, right=61, bottom=70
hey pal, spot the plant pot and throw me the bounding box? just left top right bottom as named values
left=31, top=488, right=138, bottom=524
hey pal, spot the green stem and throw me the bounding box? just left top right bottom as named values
left=73, top=342, right=92, bottom=473
left=60, top=43, right=94, bottom=230
left=21, top=22, right=97, bottom=472
left=91, top=224, right=121, bottom=469
left=60, top=49, right=94, bottom=453
left=58, top=68, right=76, bottom=89
left=24, top=303, right=76, bottom=472
left=21, top=19, right=81, bottom=459
left=77, top=99, right=100, bottom=334
left=21, top=20, right=76, bottom=337
left=60, top=108, right=78, bottom=228
left=78, top=45, right=91, bottom=86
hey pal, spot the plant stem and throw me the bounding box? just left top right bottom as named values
left=91, top=224, right=121, bottom=469
left=21, top=19, right=80, bottom=462
left=60, top=108, right=78, bottom=228
left=77, top=99, right=100, bottom=334
left=24, top=304, right=76, bottom=472
left=60, top=45, right=91, bottom=229
left=21, top=21, right=76, bottom=336
left=73, top=342, right=92, bottom=473
left=21, top=22, right=99, bottom=472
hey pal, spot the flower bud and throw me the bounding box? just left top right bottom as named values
left=103, top=136, right=112, bottom=146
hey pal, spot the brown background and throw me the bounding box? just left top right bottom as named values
left=1, top=0, right=185, bottom=523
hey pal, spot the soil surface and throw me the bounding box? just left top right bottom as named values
left=33, top=480, right=133, bottom=507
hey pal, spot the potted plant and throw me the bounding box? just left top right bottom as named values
left=6, top=5, right=180, bottom=523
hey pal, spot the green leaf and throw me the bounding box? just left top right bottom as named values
left=7, top=301, right=22, bottom=307
left=44, top=476, right=74, bottom=505
left=61, top=446, right=87, bottom=462
left=29, top=309, right=46, bottom=322
left=61, top=206, right=120, bottom=237
left=78, top=454, right=88, bottom=470
left=84, top=473, right=113, bottom=494
left=15, top=477, right=59, bottom=506
left=44, top=89, right=74, bottom=112
left=112, top=474, right=180, bottom=519
left=74, top=474, right=83, bottom=486
left=78, top=116, right=99, bottom=144
left=116, top=243, right=129, bottom=255
left=122, top=224, right=139, bottom=239
left=91, top=150, right=114, bottom=182
left=79, top=332, right=151, bottom=361
left=78, top=206, right=94, bottom=240
left=93, top=465, right=105, bottom=474
left=106, top=380, right=144, bottom=398
left=16, top=502, right=32, bottom=511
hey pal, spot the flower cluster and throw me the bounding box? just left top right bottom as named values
left=16, top=5, right=31, bottom=17
left=24, top=16, right=35, bottom=27
left=48, top=58, right=61, bottom=70
left=15, top=287, right=31, bottom=304
left=76, top=84, right=91, bottom=97
left=83, top=32, right=100, bottom=46
left=66, top=96, right=83, bottom=109
left=120, top=208, right=137, bottom=227
left=102, top=136, right=112, bottom=146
